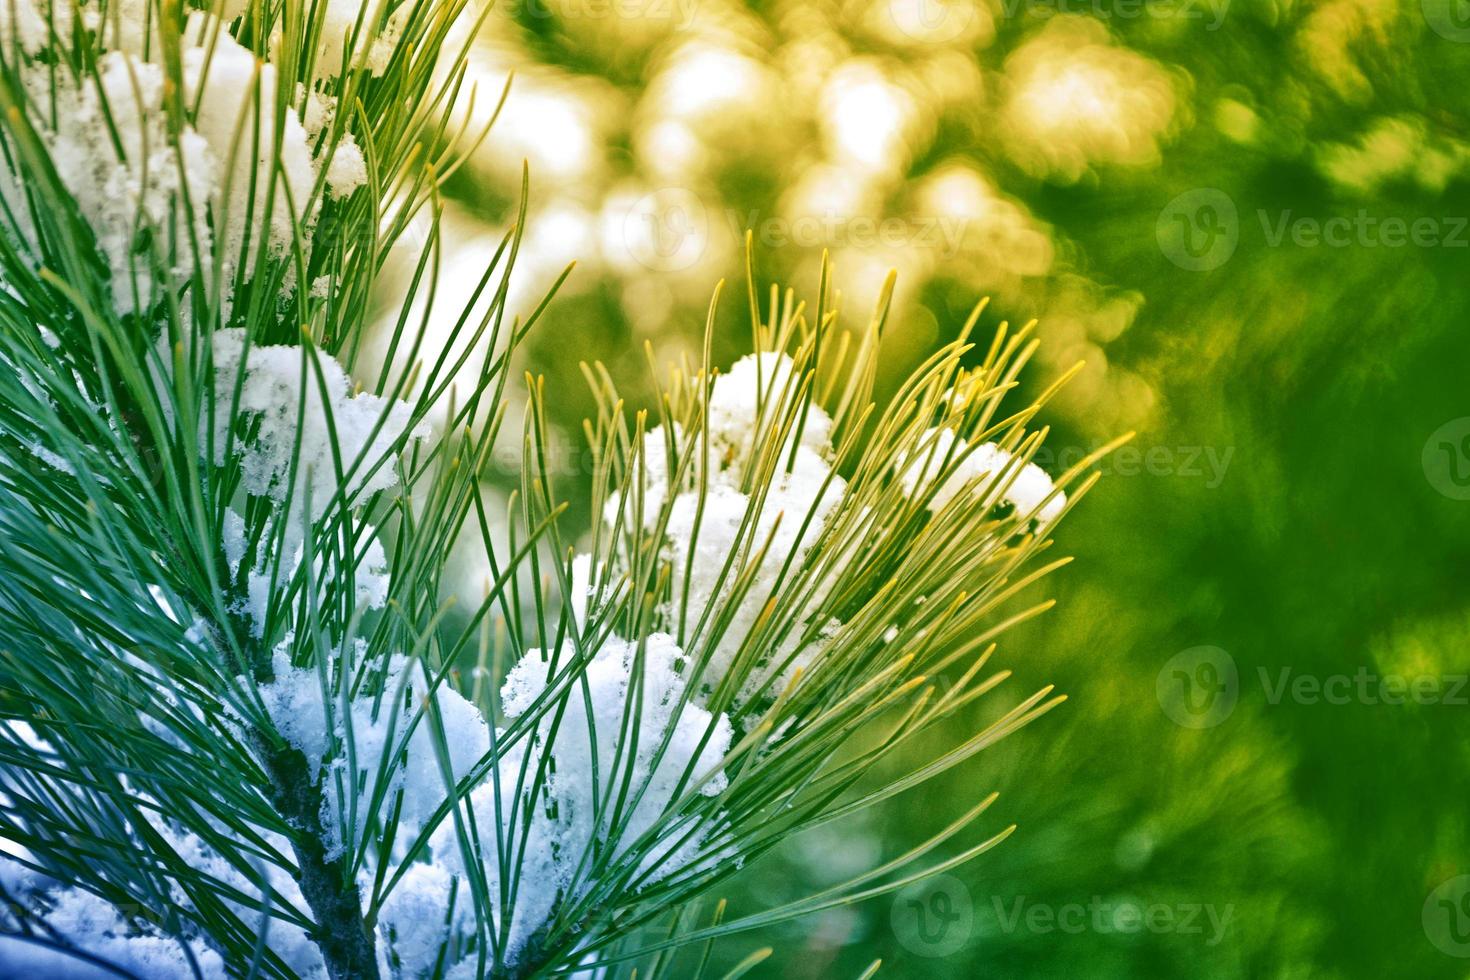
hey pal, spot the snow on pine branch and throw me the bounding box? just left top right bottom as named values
left=209, top=330, right=428, bottom=516
left=2, top=319, right=1075, bottom=978
left=599, top=350, right=1068, bottom=714
left=0, top=0, right=377, bottom=315
left=1, top=630, right=731, bottom=974
left=0, top=2, right=1084, bottom=977
left=198, top=326, right=426, bottom=634
left=900, top=424, right=1067, bottom=523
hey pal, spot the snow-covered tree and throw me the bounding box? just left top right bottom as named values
left=0, top=1, right=1110, bottom=975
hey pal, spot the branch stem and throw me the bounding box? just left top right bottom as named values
left=255, top=735, right=379, bottom=980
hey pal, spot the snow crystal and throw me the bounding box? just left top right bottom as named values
left=0, top=718, right=323, bottom=978
left=0, top=0, right=79, bottom=57
left=0, top=1, right=406, bottom=324
left=18, top=50, right=216, bottom=315
left=35, top=888, right=226, bottom=978
left=377, top=861, right=473, bottom=977
left=0, top=7, right=368, bottom=313
left=430, top=634, right=733, bottom=964
left=150, top=820, right=323, bottom=976
left=0, top=787, right=471, bottom=978
left=302, top=87, right=338, bottom=140
left=252, top=651, right=333, bottom=772
left=0, top=847, right=228, bottom=979
left=663, top=455, right=845, bottom=686
left=325, top=134, right=369, bottom=199
left=256, top=647, right=492, bottom=855
left=181, top=19, right=318, bottom=268
left=29, top=445, right=76, bottom=475
left=705, top=352, right=833, bottom=466
left=210, top=329, right=427, bottom=521
left=608, top=353, right=835, bottom=531
left=313, top=0, right=404, bottom=78
left=353, top=536, right=392, bottom=608
left=900, top=427, right=1066, bottom=524
left=207, top=327, right=418, bottom=634
left=222, top=508, right=248, bottom=575
left=425, top=738, right=549, bottom=964
left=607, top=353, right=847, bottom=698
left=500, top=632, right=732, bottom=849
left=228, top=509, right=392, bottom=634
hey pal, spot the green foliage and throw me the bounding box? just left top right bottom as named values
left=0, top=2, right=1121, bottom=976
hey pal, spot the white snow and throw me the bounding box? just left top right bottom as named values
left=662, top=454, right=844, bottom=687
left=242, top=630, right=732, bottom=968
left=705, top=352, right=833, bottom=466
left=181, top=19, right=318, bottom=271
left=606, top=353, right=847, bottom=700
left=325, top=134, right=370, bottom=199
left=312, top=0, right=404, bottom=78
left=18, top=50, right=216, bottom=315
left=255, top=645, right=491, bottom=856
left=20, top=887, right=226, bottom=978
left=376, top=861, right=474, bottom=976
left=206, top=329, right=422, bottom=633
left=238, top=526, right=392, bottom=634
left=0, top=6, right=377, bottom=313
left=0, top=343, right=1073, bottom=976
left=900, top=426, right=1067, bottom=524
left=209, top=329, right=427, bottom=521
left=222, top=508, right=249, bottom=575
left=431, top=633, right=733, bottom=963
left=0, top=0, right=79, bottom=57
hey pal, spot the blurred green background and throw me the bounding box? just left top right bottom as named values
left=410, top=0, right=1470, bottom=973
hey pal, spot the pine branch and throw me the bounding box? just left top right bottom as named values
left=254, top=732, right=378, bottom=980
left=0, top=0, right=1126, bottom=975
